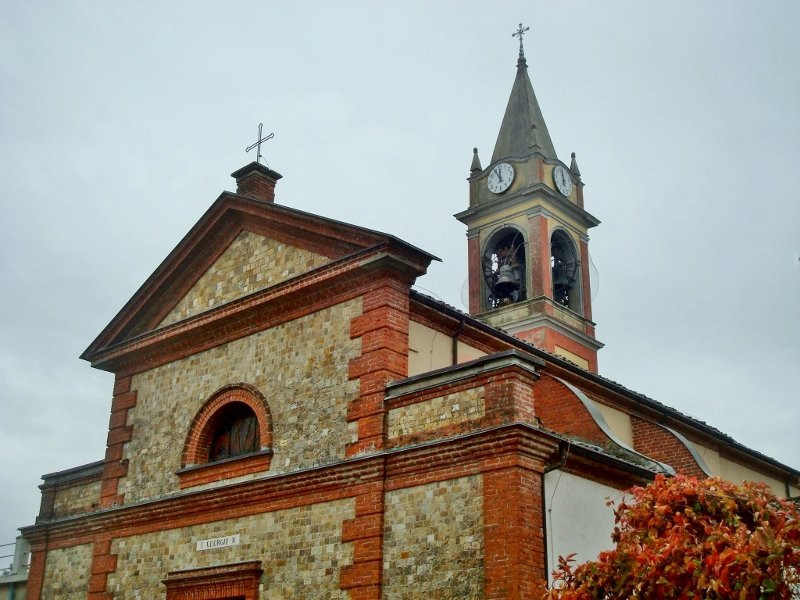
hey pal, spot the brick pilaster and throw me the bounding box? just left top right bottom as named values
left=528, top=213, right=551, bottom=299
left=25, top=544, right=46, bottom=600
left=347, top=278, right=409, bottom=456
left=88, top=536, right=116, bottom=600
left=339, top=480, right=385, bottom=599
left=483, top=466, right=547, bottom=599
left=100, top=375, right=136, bottom=507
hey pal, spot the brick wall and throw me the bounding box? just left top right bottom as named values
left=159, top=231, right=329, bottom=327
left=534, top=376, right=608, bottom=445
left=631, top=417, right=706, bottom=477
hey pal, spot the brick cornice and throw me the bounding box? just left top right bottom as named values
left=21, top=425, right=559, bottom=549
left=86, top=249, right=429, bottom=375
left=82, top=193, right=437, bottom=364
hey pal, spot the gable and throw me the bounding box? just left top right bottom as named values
left=158, top=231, right=329, bottom=327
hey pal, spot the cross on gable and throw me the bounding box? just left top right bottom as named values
left=512, top=23, right=530, bottom=57
left=245, top=123, right=275, bottom=166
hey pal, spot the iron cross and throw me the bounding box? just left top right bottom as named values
left=512, top=23, right=530, bottom=57
left=245, top=123, right=274, bottom=165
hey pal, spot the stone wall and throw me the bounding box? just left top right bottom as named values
left=159, top=231, right=330, bottom=327
left=122, top=298, right=362, bottom=503
left=387, top=387, right=485, bottom=440
left=383, top=475, right=484, bottom=598
left=41, top=543, right=91, bottom=600
left=106, top=499, right=354, bottom=599
left=51, top=480, right=101, bottom=519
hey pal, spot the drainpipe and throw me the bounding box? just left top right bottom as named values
left=452, top=316, right=465, bottom=366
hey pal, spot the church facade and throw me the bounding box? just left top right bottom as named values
left=20, top=39, right=800, bottom=600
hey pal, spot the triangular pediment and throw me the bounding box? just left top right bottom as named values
left=82, top=191, right=438, bottom=366
left=158, top=230, right=329, bottom=327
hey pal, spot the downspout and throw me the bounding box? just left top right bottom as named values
left=542, top=440, right=570, bottom=587
left=451, top=316, right=465, bottom=366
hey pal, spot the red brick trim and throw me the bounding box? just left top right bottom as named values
left=99, top=375, right=136, bottom=508
left=25, top=544, right=46, bottom=600
left=178, top=384, right=273, bottom=489
left=177, top=451, right=272, bottom=489
left=182, top=384, right=273, bottom=466
left=484, top=466, right=546, bottom=599
left=82, top=194, right=434, bottom=358
left=163, top=561, right=262, bottom=600
left=88, top=536, right=115, bottom=600
left=347, top=278, right=410, bottom=456
left=339, top=480, right=385, bottom=598
left=24, top=427, right=562, bottom=599
left=385, top=367, right=540, bottom=449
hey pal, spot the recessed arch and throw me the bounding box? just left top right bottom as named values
left=182, top=383, right=273, bottom=468
left=550, top=229, right=582, bottom=314
left=481, top=225, right=528, bottom=310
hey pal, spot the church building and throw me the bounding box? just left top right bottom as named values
left=20, top=31, right=800, bottom=599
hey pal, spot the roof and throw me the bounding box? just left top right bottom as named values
left=81, top=189, right=440, bottom=363
left=409, top=289, right=800, bottom=481
left=491, top=52, right=558, bottom=163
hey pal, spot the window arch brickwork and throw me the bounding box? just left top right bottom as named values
left=178, top=384, right=273, bottom=488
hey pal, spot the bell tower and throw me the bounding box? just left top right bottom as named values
left=455, top=26, right=603, bottom=372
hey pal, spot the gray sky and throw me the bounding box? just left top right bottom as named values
left=1, top=1, right=798, bottom=544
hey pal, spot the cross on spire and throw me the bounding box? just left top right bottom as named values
left=245, top=123, right=274, bottom=166
left=512, top=22, right=530, bottom=58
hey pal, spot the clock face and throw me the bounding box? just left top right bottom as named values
left=487, top=162, right=515, bottom=194
left=552, top=165, right=573, bottom=196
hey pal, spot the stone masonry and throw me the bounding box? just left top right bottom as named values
left=386, top=387, right=485, bottom=440
left=383, top=475, right=484, bottom=599
left=121, top=298, right=362, bottom=503
left=50, top=480, right=101, bottom=519
left=159, top=232, right=329, bottom=327
left=41, top=544, right=92, bottom=600
left=107, top=498, right=354, bottom=599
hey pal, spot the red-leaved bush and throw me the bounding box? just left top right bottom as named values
left=546, top=475, right=800, bottom=599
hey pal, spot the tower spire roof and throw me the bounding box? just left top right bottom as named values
left=491, top=25, right=557, bottom=163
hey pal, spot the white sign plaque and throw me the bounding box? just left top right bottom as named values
left=195, top=534, right=240, bottom=551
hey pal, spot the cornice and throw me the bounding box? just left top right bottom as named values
left=385, top=349, right=544, bottom=401
left=82, top=192, right=438, bottom=362
left=85, top=244, right=429, bottom=374
left=21, top=426, right=561, bottom=546
left=455, top=182, right=600, bottom=230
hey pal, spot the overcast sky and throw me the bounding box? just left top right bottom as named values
left=1, top=1, right=798, bottom=546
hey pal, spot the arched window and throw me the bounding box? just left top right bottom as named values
left=482, top=227, right=527, bottom=310
left=550, top=230, right=582, bottom=314
left=179, top=384, right=272, bottom=488
left=208, top=402, right=259, bottom=462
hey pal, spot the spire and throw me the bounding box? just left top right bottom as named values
left=570, top=152, right=581, bottom=179
left=470, top=147, right=483, bottom=173
left=491, top=25, right=557, bottom=163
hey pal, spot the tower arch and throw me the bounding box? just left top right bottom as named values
left=550, top=228, right=583, bottom=315
left=481, top=226, right=528, bottom=311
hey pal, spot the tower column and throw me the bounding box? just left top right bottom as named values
left=527, top=214, right=551, bottom=299
left=467, top=233, right=481, bottom=315
left=579, top=240, right=593, bottom=322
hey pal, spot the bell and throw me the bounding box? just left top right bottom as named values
left=494, top=264, right=520, bottom=297
left=552, top=264, right=573, bottom=289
